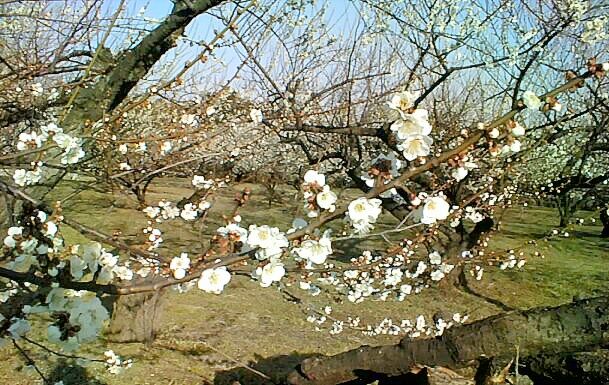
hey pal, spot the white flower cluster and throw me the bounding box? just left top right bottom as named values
left=247, top=225, right=290, bottom=287
left=499, top=251, right=527, bottom=270
left=53, top=132, right=85, bottom=165
left=388, top=91, right=434, bottom=161
left=346, top=197, right=382, bottom=234
left=13, top=164, right=43, bottom=187
left=294, top=231, right=333, bottom=266
left=451, top=155, right=478, bottom=182
left=143, top=199, right=210, bottom=223
left=247, top=225, right=289, bottom=261
left=192, top=175, right=214, bottom=189
left=12, top=123, right=85, bottom=187
left=69, top=242, right=133, bottom=283
left=169, top=253, right=190, bottom=279
left=1, top=316, right=31, bottom=344
left=217, top=222, right=248, bottom=240
left=464, top=206, right=485, bottom=223
left=302, top=170, right=337, bottom=218
left=363, top=313, right=468, bottom=338
left=45, top=288, right=109, bottom=351
left=249, top=108, right=263, bottom=123
left=143, top=226, right=163, bottom=250
left=3, top=211, right=61, bottom=272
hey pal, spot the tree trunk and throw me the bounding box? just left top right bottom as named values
left=600, top=207, right=609, bottom=237
left=104, top=289, right=166, bottom=343
left=286, top=296, right=609, bottom=385
left=556, top=193, right=575, bottom=228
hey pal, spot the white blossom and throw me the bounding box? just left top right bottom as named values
left=522, top=91, right=542, bottom=110
left=316, top=185, right=337, bottom=211
left=398, top=134, right=433, bottom=161
left=294, top=234, right=332, bottom=264
left=198, top=266, right=231, bottom=294
left=170, top=253, right=190, bottom=279
left=303, top=170, right=325, bottom=187
left=421, top=195, right=450, bottom=224
left=256, top=260, right=285, bottom=287
left=249, top=108, right=263, bottom=123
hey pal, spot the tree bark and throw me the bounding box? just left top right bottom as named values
left=600, top=207, right=609, bottom=238
left=63, top=0, right=224, bottom=127
left=286, top=296, right=609, bottom=385
left=104, top=288, right=167, bottom=343
left=521, top=349, right=609, bottom=385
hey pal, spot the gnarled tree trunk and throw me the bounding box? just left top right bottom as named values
left=104, top=288, right=167, bottom=343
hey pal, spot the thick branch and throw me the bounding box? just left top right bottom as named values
left=63, top=0, right=224, bottom=126
left=286, top=296, right=609, bottom=385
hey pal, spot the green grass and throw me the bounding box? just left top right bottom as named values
left=0, top=179, right=607, bottom=384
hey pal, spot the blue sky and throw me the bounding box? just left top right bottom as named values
left=99, top=0, right=361, bottom=92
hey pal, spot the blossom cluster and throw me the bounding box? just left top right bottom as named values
left=12, top=122, right=85, bottom=187
left=302, top=170, right=338, bottom=218
left=388, top=91, right=434, bottom=161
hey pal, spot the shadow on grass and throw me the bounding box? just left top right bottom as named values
left=213, top=353, right=317, bottom=385
left=213, top=353, right=428, bottom=385
left=47, top=358, right=107, bottom=385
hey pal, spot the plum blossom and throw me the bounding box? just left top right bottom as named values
left=303, top=169, right=325, bottom=187
left=390, top=109, right=432, bottom=139
left=421, top=195, right=450, bottom=224
left=217, top=223, right=248, bottom=240
left=452, top=167, right=468, bottom=182
left=397, top=134, right=433, bottom=161
left=3, top=226, right=23, bottom=248
left=181, top=114, right=197, bottom=125
left=13, top=167, right=43, bottom=186
left=8, top=318, right=30, bottom=339
left=429, top=251, right=442, bottom=265
left=180, top=203, right=198, bottom=220
left=198, top=266, right=231, bottom=294
left=143, top=206, right=160, bottom=218
left=255, top=260, right=285, bottom=287
left=347, top=197, right=382, bottom=233
left=294, top=234, right=332, bottom=265
left=386, top=91, right=418, bottom=118
left=160, top=141, right=172, bottom=155
left=192, top=175, right=213, bottom=189
left=316, top=185, right=337, bottom=211
left=247, top=225, right=289, bottom=260
left=511, top=122, right=525, bottom=137
left=522, top=91, right=542, bottom=110
left=430, top=270, right=445, bottom=281
left=53, top=133, right=85, bottom=164
left=510, top=140, right=522, bottom=152
left=170, top=253, right=190, bottom=279
left=489, top=127, right=500, bottom=138
left=17, top=131, right=43, bottom=151
left=250, top=108, right=263, bottom=123
left=39, top=122, right=62, bottom=141
left=451, top=159, right=477, bottom=182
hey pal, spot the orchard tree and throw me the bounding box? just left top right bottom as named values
left=0, top=1, right=608, bottom=384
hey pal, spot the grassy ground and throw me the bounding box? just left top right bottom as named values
left=0, top=179, right=607, bottom=384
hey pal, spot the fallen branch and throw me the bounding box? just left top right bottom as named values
left=286, top=296, right=609, bottom=385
